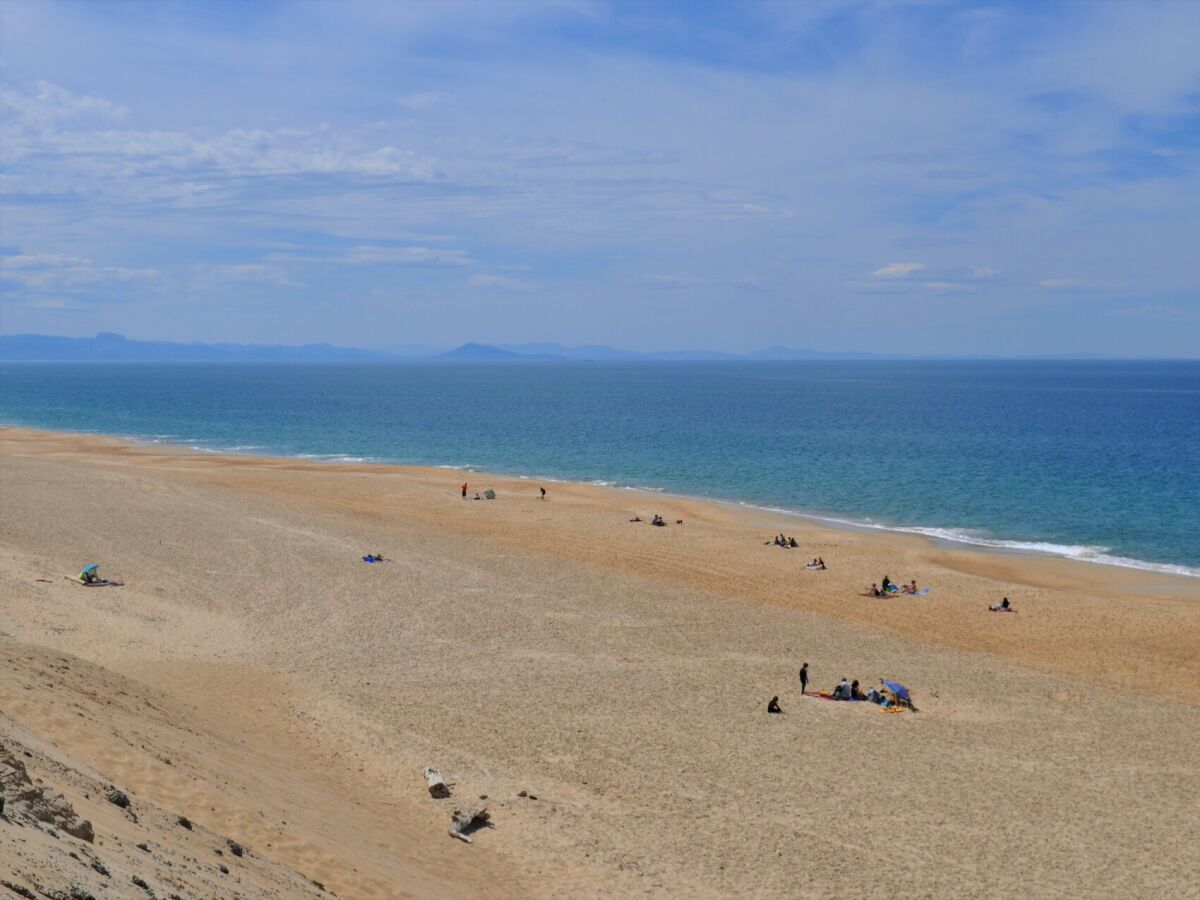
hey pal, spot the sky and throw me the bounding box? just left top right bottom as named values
left=1, top=0, right=1198, bottom=356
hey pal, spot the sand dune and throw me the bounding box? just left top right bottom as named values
left=2, top=427, right=1197, bottom=897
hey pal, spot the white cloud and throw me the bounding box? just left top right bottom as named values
left=0, top=253, right=158, bottom=290
left=194, top=263, right=305, bottom=289
left=872, top=262, right=924, bottom=279
left=345, top=246, right=473, bottom=267
left=468, top=273, right=533, bottom=291
left=969, top=266, right=1000, bottom=280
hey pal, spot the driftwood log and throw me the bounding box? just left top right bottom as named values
left=448, top=807, right=491, bottom=843
left=422, top=767, right=451, bottom=799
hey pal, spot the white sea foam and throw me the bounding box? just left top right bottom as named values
left=770, top=510, right=1200, bottom=579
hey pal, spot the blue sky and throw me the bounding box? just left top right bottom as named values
left=1, top=0, right=1198, bottom=355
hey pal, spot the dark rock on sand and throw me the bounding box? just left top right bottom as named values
left=104, top=787, right=130, bottom=809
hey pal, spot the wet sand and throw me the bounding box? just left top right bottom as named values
left=2, top=427, right=1197, bottom=897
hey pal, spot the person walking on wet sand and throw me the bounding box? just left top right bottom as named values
left=540, top=486, right=547, bottom=500
left=461, top=482, right=468, bottom=498
left=799, top=662, right=809, bottom=695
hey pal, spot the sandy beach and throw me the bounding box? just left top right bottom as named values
left=1, top=426, right=1198, bottom=898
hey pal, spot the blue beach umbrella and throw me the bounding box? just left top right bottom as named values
left=82, top=564, right=98, bottom=573
left=882, top=680, right=911, bottom=703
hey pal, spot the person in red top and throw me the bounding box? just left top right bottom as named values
left=461, top=483, right=468, bottom=498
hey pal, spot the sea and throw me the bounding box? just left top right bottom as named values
left=2, top=360, right=1197, bottom=577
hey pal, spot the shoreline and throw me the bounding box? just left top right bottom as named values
left=0, top=427, right=1195, bottom=602
left=3, top=421, right=1197, bottom=582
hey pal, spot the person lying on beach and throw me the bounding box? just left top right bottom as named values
left=362, top=553, right=387, bottom=563
left=866, top=687, right=885, bottom=704
left=73, top=565, right=123, bottom=587
left=989, top=597, right=1016, bottom=612
left=767, top=696, right=782, bottom=714
left=630, top=516, right=643, bottom=522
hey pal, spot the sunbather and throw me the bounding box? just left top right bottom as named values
left=989, top=597, right=1016, bottom=612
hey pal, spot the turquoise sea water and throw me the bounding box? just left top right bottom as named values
left=2, top=360, right=1197, bottom=576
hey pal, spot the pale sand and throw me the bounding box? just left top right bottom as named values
left=1, top=426, right=1197, bottom=897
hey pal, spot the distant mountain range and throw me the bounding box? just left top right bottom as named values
left=0, top=332, right=888, bottom=362
left=0, top=332, right=1151, bottom=362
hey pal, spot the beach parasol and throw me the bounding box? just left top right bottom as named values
left=882, top=680, right=911, bottom=703
left=82, top=564, right=98, bottom=573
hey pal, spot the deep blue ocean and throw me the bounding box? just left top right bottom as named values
left=2, top=360, right=1197, bottom=576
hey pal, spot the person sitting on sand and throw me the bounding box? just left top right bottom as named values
left=851, top=679, right=866, bottom=701
left=767, top=696, right=782, bottom=714
left=866, top=686, right=884, bottom=704
left=901, top=579, right=917, bottom=594
left=832, top=677, right=851, bottom=701
left=989, top=597, right=1015, bottom=613
left=652, top=514, right=666, bottom=526
left=818, top=557, right=826, bottom=570
left=473, top=492, right=482, bottom=500
left=869, top=583, right=883, bottom=598
left=788, top=537, right=798, bottom=548
left=881, top=575, right=893, bottom=592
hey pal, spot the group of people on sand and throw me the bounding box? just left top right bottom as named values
left=768, top=533, right=799, bottom=548
left=805, top=557, right=827, bottom=570
left=868, top=575, right=921, bottom=597
left=630, top=514, right=681, bottom=526
left=767, top=662, right=916, bottom=713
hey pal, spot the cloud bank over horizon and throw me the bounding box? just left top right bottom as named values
left=1, top=1, right=1197, bottom=356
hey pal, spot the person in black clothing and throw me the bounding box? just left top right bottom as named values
left=799, top=662, right=809, bottom=695
left=540, top=486, right=547, bottom=500
left=767, top=696, right=782, bottom=714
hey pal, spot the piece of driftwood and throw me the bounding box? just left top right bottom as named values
left=448, top=807, right=491, bottom=843
left=422, top=767, right=451, bottom=799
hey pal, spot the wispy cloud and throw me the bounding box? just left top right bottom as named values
left=1, top=253, right=158, bottom=290
left=468, top=273, right=534, bottom=291
left=344, top=246, right=474, bottom=267
left=872, top=262, right=924, bottom=279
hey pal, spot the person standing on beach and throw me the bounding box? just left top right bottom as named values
left=461, top=482, right=468, bottom=498
left=799, top=662, right=809, bottom=695
left=540, top=486, right=547, bottom=500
